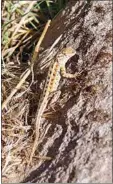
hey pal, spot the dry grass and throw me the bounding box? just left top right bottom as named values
left=2, top=0, right=67, bottom=182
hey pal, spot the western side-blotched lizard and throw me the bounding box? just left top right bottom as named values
left=28, top=47, right=77, bottom=165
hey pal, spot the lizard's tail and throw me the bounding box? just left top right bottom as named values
left=28, top=115, right=41, bottom=167
left=28, top=96, right=48, bottom=167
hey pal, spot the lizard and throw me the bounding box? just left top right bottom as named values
left=28, top=47, right=77, bottom=166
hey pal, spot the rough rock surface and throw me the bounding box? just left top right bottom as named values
left=23, top=1, right=112, bottom=183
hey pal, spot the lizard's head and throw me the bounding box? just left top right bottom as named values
left=57, top=47, right=76, bottom=62
left=62, top=47, right=76, bottom=57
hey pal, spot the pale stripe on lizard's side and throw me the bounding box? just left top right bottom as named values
left=28, top=47, right=77, bottom=165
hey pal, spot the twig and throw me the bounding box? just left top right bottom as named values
left=2, top=20, right=51, bottom=110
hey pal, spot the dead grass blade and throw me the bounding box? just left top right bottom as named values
left=11, top=1, right=37, bottom=40
left=2, top=19, right=51, bottom=110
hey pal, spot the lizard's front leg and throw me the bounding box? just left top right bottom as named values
left=60, top=65, right=77, bottom=79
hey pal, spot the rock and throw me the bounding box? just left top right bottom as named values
left=23, top=1, right=112, bottom=183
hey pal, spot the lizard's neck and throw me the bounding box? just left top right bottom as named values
left=56, top=53, right=69, bottom=65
